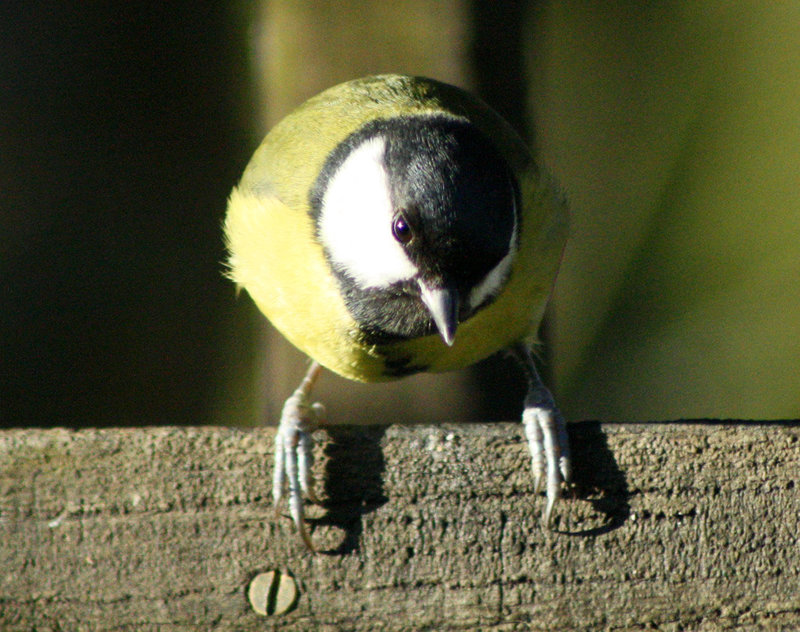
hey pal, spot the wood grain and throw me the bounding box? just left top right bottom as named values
left=2, top=421, right=799, bottom=630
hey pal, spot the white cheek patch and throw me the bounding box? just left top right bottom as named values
left=318, top=136, right=418, bottom=288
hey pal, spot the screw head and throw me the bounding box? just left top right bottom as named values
left=248, top=570, right=299, bottom=616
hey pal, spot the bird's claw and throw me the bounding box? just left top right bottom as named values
left=522, top=385, right=571, bottom=528
left=272, top=362, right=324, bottom=550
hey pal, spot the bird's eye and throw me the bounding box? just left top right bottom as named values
left=392, top=213, right=413, bottom=244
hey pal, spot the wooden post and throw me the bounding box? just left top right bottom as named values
left=2, top=422, right=799, bottom=630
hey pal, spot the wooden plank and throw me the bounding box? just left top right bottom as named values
left=1, top=422, right=799, bottom=630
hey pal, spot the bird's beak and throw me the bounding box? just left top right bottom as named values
left=418, top=281, right=459, bottom=346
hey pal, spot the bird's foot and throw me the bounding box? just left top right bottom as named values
left=522, top=384, right=571, bottom=527
left=273, top=361, right=325, bottom=551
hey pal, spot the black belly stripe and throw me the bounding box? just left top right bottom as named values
left=381, top=354, right=430, bottom=377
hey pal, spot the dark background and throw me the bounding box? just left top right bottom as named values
left=2, top=4, right=252, bottom=426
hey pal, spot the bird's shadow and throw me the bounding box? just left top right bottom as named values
left=307, top=420, right=631, bottom=552
left=556, top=421, right=631, bottom=537
left=308, top=425, right=388, bottom=555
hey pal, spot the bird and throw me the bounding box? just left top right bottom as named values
left=224, top=74, right=571, bottom=549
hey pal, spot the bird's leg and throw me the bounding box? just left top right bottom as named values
left=512, top=343, right=571, bottom=526
left=273, top=360, right=326, bottom=550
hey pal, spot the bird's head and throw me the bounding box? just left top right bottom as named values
left=312, top=115, right=518, bottom=347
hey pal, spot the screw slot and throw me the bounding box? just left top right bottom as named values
left=248, top=570, right=299, bottom=616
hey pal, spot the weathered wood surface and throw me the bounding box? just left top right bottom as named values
left=1, top=421, right=799, bottom=631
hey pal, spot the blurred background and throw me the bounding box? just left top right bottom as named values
left=3, top=1, right=800, bottom=429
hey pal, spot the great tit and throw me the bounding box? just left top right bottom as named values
left=225, top=74, right=571, bottom=549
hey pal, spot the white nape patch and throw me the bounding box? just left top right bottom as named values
left=469, top=206, right=518, bottom=310
left=318, top=136, right=418, bottom=288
